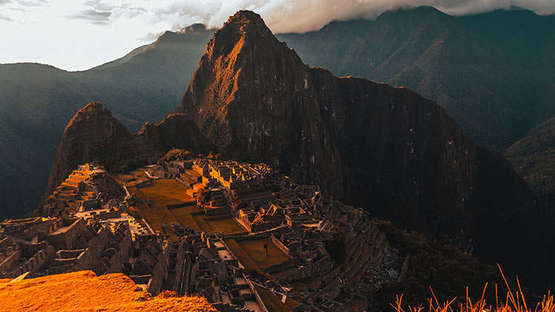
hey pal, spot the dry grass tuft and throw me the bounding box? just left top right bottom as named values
left=392, top=264, right=554, bottom=312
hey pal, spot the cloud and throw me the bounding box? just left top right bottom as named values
left=67, top=9, right=111, bottom=25
left=87, top=0, right=555, bottom=34
left=15, top=0, right=46, bottom=7
left=2, top=0, right=555, bottom=71
left=84, top=0, right=115, bottom=12
left=140, top=31, right=166, bottom=41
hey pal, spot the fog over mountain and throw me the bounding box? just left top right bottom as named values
left=1, top=0, right=555, bottom=70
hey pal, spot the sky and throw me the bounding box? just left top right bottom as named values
left=1, top=0, right=554, bottom=71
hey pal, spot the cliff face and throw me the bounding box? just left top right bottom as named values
left=136, top=112, right=213, bottom=158
left=180, top=11, right=539, bottom=281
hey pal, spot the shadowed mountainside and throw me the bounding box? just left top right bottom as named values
left=506, top=117, right=555, bottom=192
left=278, top=6, right=555, bottom=151
left=505, top=117, right=555, bottom=232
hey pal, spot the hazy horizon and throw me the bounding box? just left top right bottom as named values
left=1, top=0, right=554, bottom=71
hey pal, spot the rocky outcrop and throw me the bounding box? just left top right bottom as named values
left=45, top=103, right=134, bottom=198
left=136, top=112, right=212, bottom=158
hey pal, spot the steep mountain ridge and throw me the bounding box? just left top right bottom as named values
left=45, top=102, right=135, bottom=196
left=506, top=116, right=555, bottom=189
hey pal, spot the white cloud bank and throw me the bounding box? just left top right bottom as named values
left=1, top=0, right=554, bottom=70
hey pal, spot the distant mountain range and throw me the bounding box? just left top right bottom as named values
left=0, top=6, right=553, bottom=224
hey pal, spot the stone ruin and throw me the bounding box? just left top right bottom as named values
left=41, top=164, right=125, bottom=217
left=1, top=156, right=430, bottom=311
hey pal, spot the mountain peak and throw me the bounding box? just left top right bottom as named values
left=158, top=24, right=211, bottom=42
left=78, top=101, right=105, bottom=113
left=377, top=5, right=449, bottom=21
left=226, top=10, right=267, bottom=28
left=182, top=10, right=301, bottom=135
left=178, top=23, right=209, bottom=34
left=214, top=10, right=274, bottom=46
left=66, top=102, right=114, bottom=131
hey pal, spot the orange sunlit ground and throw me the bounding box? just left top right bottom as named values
left=169, top=210, right=246, bottom=235
left=0, top=271, right=216, bottom=312
left=170, top=206, right=204, bottom=232
left=204, top=217, right=245, bottom=234
left=225, top=238, right=290, bottom=273
left=123, top=168, right=246, bottom=237
left=239, top=238, right=290, bottom=269
left=126, top=178, right=191, bottom=235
